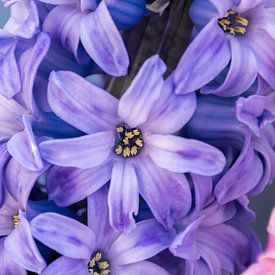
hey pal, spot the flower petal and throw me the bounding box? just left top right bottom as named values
left=201, top=36, right=257, bottom=96
left=108, top=159, right=139, bottom=233
left=0, top=238, right=27, bottom=275
left=208, top=0, right=235, bottom=16
left=0, top=34, right=21, bottom=99
left=136, top=156, right=192, bottom=228
left=5, top=158, right=48, bottom=209
left=0, top=141, right=10, bottom=207
left=113, top=261, right=169, bottom=275
left=43, top=5, right=81, bottom=59
left=236, top=0, right=262, bottom=12
left=146, top=135, right=226, bottom=176
left=46, top=160, right=112, bottom=206
left=4, top=0, right=39, bottom=39
left=30, top=213, right=95, bottom=260
left=110, top=219, right=174, bottom=265
left=39, top=131, right=115, bottom=169
left=143, top=76, right=197, bottom=134
left=4, top=212, right=46, bottom=273
left=80, top=1, right=129, bottom=76
left=87, top=186, right=117, bottom=249
left=7, top=114, right=43, bottom=171
left=174, top=19, right=230, bottom=94
left=118, top=55, right=166, bottom=127
left=42, top=256, right=88, bottom=275
left=48, top=70, right=119, bottom=133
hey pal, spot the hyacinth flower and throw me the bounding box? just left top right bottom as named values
left=174, top=0, right=275, bottom=96
left=186, top=92, right=275, bottom=204
left=30, top=186, right=172, bottom=275
left=166, top=174, right=262, bottom=274
left=38, top=55, right=226, bottom=232
left=37, top=0, right=146, bottom=76
left=243, top=207, right=275, bottom=274
left=1, top=0, right=40, bottom=39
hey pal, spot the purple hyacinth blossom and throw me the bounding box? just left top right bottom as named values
left=2, top=0, right=40, bottom=39
left=167, top=174, right=262, bottom=274
left=174, top=0, right=275, bottom=96
left=186, top=90, right=275, bottom=204
left=36, top=0, right=145, bottom=76
left=39, top=55, right=226, bottom=232
left=30, top=186, right=173, bottom=275
left=0, top=192, right=46, bottom=274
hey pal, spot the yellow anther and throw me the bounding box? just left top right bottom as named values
left=131, top=146, right=138, bottom=156
left=125, top=131, right=134, bottom=139
left=135, top=139, right=143, bottom=147
left=236, top=16, right=248, bottom=26
left=133, top=129, right=140, bottom=135
left=13, top=214, right=20, bottom=228
left=88, top=251, right=111, bottom=275
left=123, top=147, right=131, bottom=158
left=101, top=270, right=111, bottom=275
left=123, top=137, right=129, bottom=145
left=115, top=145, right=123, bottom=155
left=116, top=126, right=123, bottom=133
left=98, top=262, right=109, bottom=270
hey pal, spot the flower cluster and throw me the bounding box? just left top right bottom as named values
left=0, top=0, right=274, bottom=274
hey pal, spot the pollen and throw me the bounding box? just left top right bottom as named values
left=218, top=9, right=249, bottom=36
left=13, top=214, right=20, bottom=228
left=88, top=252, right=110, bottom=275
left=114, top=124, right=144, bottom=158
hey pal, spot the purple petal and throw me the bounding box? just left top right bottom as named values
left=214, top=139, right=263, bottom=204
left=108, top=159, right=139, bottom=233
left=7, top=114, right=43, bottom=171
left=4, top=0, right=39, bottom=39
left=0, top=33, right=21, bottom=99
left=0, top=142, right=10, bottom=207
left=80, top=1, right=129, bottom=76
left=39, top=131, right=115, bottom=169
left=236, top=0, right=262, bottom=12
left=110, top=219, right=174, bottom=265
left=30, top=213, right=95, bottom=260
left=136, top=156, right=192, bottom=228
left=208, top=0, right=235, bottom=16
left=46, top=160, right=112, bottom=206
left=174, top=19, right=230, bottom=94
left=113, top=261, right=169, bottom=275
left=245, top=29, right=275, bottom=89
left=48, top=71, right=119, bottom=133
left=4, top=212, right=46, bottom=273
left=87, top=186, right=117, bottom=249
left=5, top=158, right=48, bottom=209
left=43, top=6, right=81, bottom=59
left=146, top=135, right=226, bottom=176
left=17, top=32, right=50, bottom=114
left=42, top=256, right=88, bottom=275
left=118, top=55, right=166, bottom=127
left=201, top=36, right=257, bottom=96
left=143, top=75, right=197, bottom=134
left=0, top=238, right=27, bottom=275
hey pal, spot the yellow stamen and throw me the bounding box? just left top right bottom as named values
left=88, top=252, right=110, bottom=275
left=13, top=214, right=20, bottom=228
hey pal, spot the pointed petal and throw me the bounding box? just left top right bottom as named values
left=201, top=37, right=257, bottom=96
left=113, top=261, right=169, bottom=275
left=4, top=212, right=46, bottom=273
left=46, top=160, right=112, bottom=206
left=5, top=158, right=48, bottom=209
left=0, top=36, right=21, bottom=99
left=208, top=0, right=235, bottom=16
left=80, top=1, right=129, bottom=76
left=110, top=219, right=174, bottom=265
left=42, top=256, right=88, bottom=275
left=136, top=156, right=192, bottom=228
left=236, top=0, right=262, bottom=12
left=143, top=75, right=197, bottom=134
left=174, top=20, right=230, bottom=94
left=0, top=142, right=10, bottom=207
left=7, top=114, right=43, bottom=171
left=245, top=29, right=275, bottom=89
left=48, top=71, right=119, bottom=133
left=39, top=131, right=115, bottom=169
left=146, top=135, right=226, bottom=176
left=0, top=238, right=27, bottom=275
left=30, top=213, right=95, bottom=260
left=118, top=55, right=166, bottom=127
left=108, top=159, right=139, bottom=232
left=4, top=0, right=39, bottom=39
left=87, top=186, right=117, bottom=248
left=43, top=6, right=81, bottom=58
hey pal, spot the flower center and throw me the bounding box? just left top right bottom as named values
left=88, top=251, right=110, bottom=275
left=114, top=124, right=144, bottom=158
left=13, top=214, right=20, bottom=228
left=218, top=9, right=249, bottom=35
